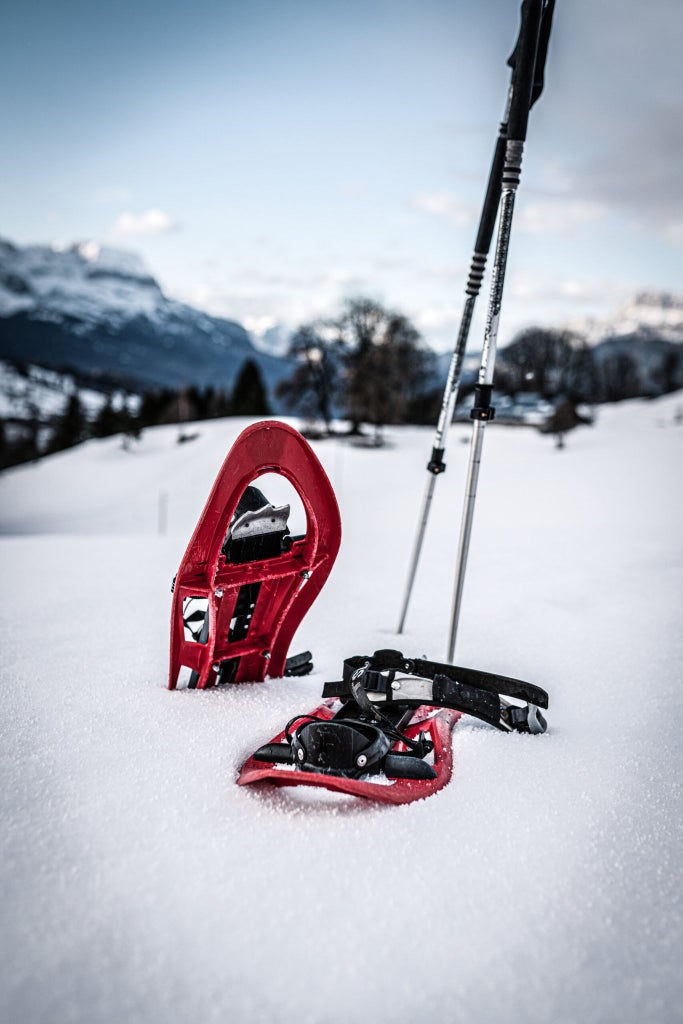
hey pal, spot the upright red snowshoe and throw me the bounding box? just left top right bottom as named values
left=169, top=421, right=341, bottom=690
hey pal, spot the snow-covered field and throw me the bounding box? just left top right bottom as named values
left=1, top=398, right=681, bottom=1024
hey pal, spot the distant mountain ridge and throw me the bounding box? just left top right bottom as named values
left=0, top=238, right=291, bottom=394
left=566, top=292, right=683, bottom=346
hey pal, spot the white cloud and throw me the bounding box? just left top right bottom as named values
left=414, top=190, right=476, bottom=226
left=169, top=266, right=372, bottom=333
left=507, top=270, right=630, bottom=307
left=517, top=199, right=606, bottom=236
left=243, top=315, right=278, bottom=338
left=112, top=209, right=177, bottom=237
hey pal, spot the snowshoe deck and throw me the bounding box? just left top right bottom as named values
left=169, top=421, right=341, bottom=689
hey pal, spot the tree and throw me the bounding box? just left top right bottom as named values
left=276, top=325, right=339, bottom=431
left=335, top=298, right=436, bottom=434
left=500, top=328, right=571, bottom=396
left=275, top=297, right=436, bottom=434
left=92, top=395, right=124, bottom=438
left=48, top=393, right=88, bottom=454
left=231, top=359, right=271, bottom=416
left=0, top=420, right=8, bottom=470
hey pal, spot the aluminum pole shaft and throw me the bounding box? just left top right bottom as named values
left=447, top=141, right=524, bottom=661
left=397, top=289, right=478, bottom=634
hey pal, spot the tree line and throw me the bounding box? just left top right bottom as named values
left=5, top=299, right=670, bottom=472
left=0, top=358, right=271, bottom=470
left=495, top=327, right=682, bottom=404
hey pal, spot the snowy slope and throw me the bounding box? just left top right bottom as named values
left=1, top=401, right=682, bottom=1024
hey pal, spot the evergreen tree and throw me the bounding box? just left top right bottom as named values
left=0, top=420, right=8, bottom=470
left=48, top=393, right=88, bottom=453
left=92, top=395, right=123, bottom=438
left=136, top=389, right=170, bottom=428
left=231, top=359, right=271, bottom=416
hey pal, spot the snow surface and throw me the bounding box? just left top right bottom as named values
left=1, top=399, right=682, bottom=1024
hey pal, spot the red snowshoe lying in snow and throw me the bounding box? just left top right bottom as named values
left=169, top=421, right=341, bottom=690
left=238, top=650, right=548, bottom=805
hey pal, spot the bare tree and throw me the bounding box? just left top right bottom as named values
left=336, top=299, right=436, bottom=436
left=276, top=325, right=339, bottom=431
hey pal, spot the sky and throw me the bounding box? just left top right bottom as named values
left=1, top=0, right=682, bottom=351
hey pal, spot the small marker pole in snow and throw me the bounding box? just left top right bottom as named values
left=158, top=489, right=168, bottom=536
left=447, top=0, right=551, bottom=661
left=397, top=0, right=555, bottom=635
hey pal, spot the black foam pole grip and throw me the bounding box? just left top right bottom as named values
left=530, top=0, right=556, bottom=108
left=507, top=0, right=545, bottom=142
left=474, top=134, right=507, bottom=255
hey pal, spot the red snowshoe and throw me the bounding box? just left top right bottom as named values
left=238, top=650, right=549, bottom=805
left=169, top=421, right=341, bottom=690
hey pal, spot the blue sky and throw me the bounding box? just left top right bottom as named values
left=2, top=0, right=682, bottom=349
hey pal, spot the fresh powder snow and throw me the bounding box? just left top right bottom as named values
left=1, top=397, right=681, bottom=1024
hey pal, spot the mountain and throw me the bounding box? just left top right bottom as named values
left=567, top=292, right=683, bottom=346
left=250, top=323, right=293, bottom=357
left=0, top=238, right=292, bottom=394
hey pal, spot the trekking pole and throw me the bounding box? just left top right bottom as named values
left=447, top=0, right=553, bottom=661
left=397, top=0, right=555, bottom=635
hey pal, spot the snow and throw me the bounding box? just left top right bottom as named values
left=1, top=398, right=682, bottom=1024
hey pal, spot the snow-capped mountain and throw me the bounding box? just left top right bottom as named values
left=567, top=291, right=683, bottom=345
left=0, top=238, right=291, bottom=393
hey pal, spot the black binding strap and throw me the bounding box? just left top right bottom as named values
left=334, top=650, right=549, bottom=709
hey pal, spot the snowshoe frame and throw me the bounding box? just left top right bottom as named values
left=169, top=421, right=341, bottom=689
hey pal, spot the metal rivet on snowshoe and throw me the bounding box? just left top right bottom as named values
left=300, top=570, right=311, bottom=579
left=392, top=680, right=401, bottom=690
left=215, top=588, right=223, bottom=598
left=357, top=754, right=368, bottom=768
left=263, top=650, right=271, bottom=660
left=297, top=748, right=305, bottom=762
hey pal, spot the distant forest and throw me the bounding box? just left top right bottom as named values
left=0, top=358, right=270, bottom=470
